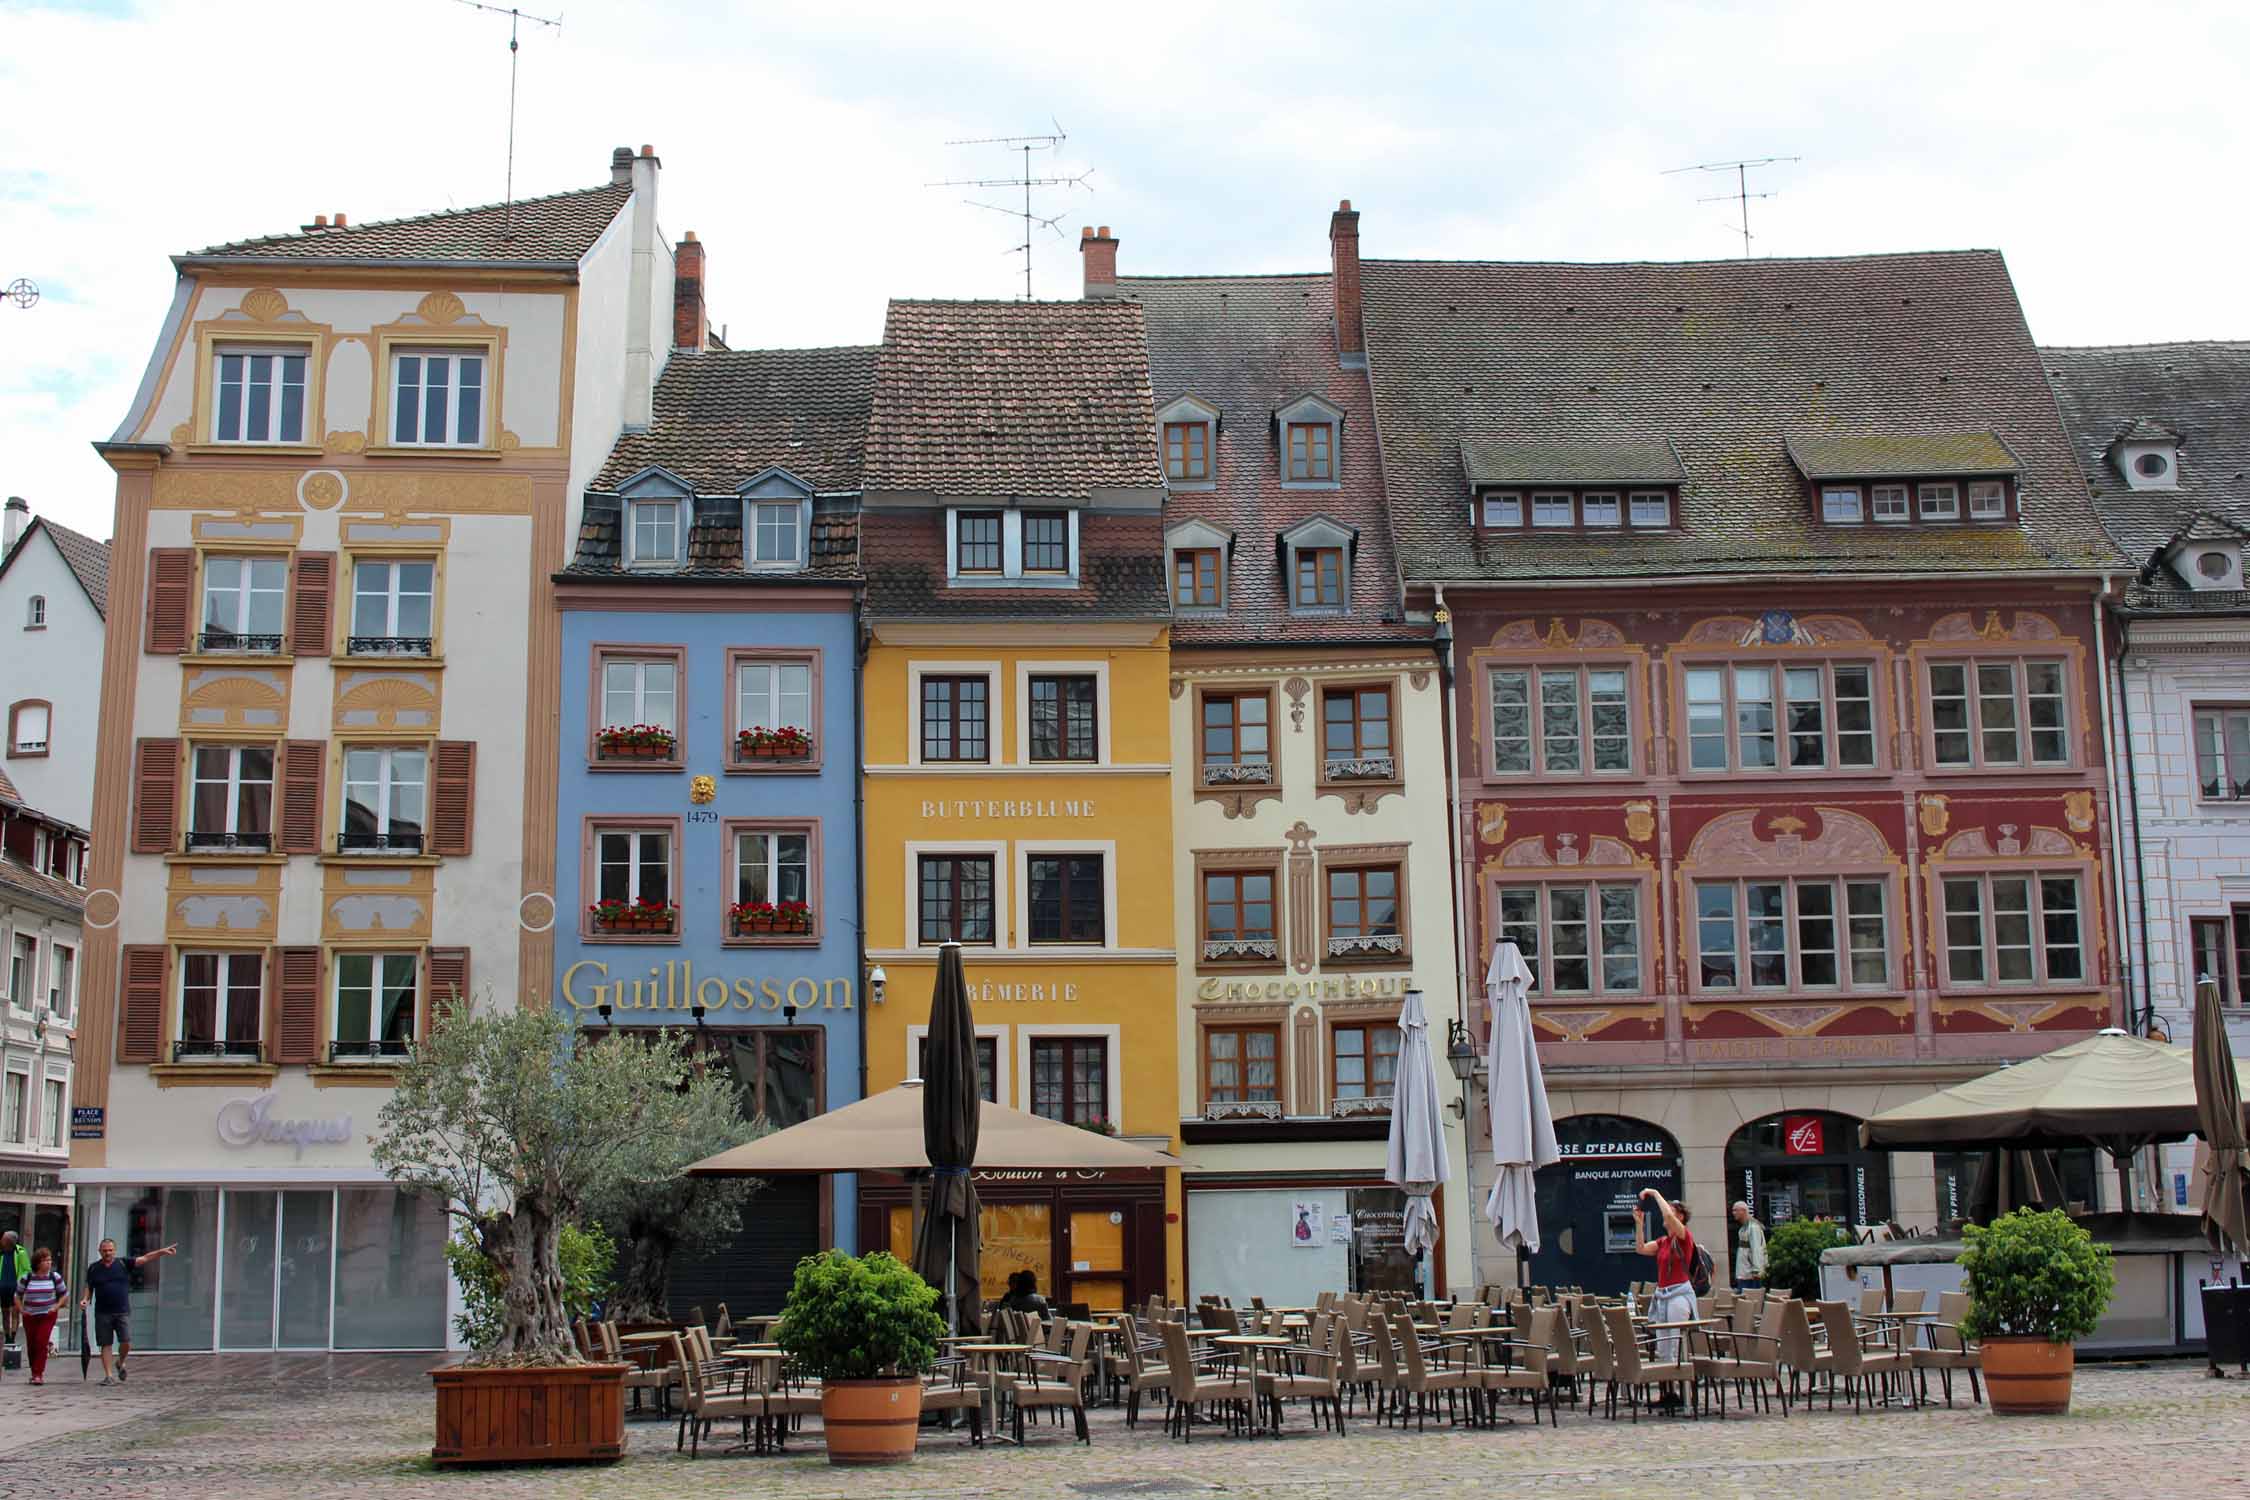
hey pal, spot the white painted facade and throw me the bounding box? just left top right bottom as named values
left=0, top=872, right=80, bottom=1252
left=0, top=513, right=106, bottom=829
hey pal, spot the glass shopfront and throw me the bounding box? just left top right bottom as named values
left=1528, top=1115, right=1684, bottom=1296
left=89, top=1184, right=445, bottom=1351
left=1725, top=1111, right=1892, bottom=1239
left=865, top=1167, right=1168, bottom=1315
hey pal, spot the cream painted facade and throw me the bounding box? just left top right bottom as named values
left=1169, top=648, right=1472, bottom=1297
left=69, top=148, right=681, bottom=1351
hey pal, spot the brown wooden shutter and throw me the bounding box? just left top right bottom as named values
left=287, top=550, right=336, bottom=657
left=272, top=946, right=321, bottom=1065
left=130, top=738, right=181, bottom=854
left=145, top=548, right=194, bottom=654
left=118, top=945, right=166, bottom=1064
left=431, top=741, right=476, bottom=857
left=425, top=947, right=470, bottom=1034
left=278, top=740, right=326, bottom=855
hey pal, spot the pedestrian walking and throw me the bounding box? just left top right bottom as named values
left=81, top=1237, right=176, bottom=1387
left=1635, top=1188, right=1700, bottom=1393
left=0, top=1230, right=27, bottom=1370
left=1731, top=1200, right=1768, bottom=1291
left=15, top=1250, right=66, bottom=1386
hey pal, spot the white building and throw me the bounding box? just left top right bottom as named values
left=0, top=767, right=85, bottom=1255
left=70, top=145, right=681, bottom=1351
left=2048, top=343, right=2250, bottom=1211
left=0, top=497, right=111, bottom=829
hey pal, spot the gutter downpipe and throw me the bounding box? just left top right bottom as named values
left=2092, top=575, right=2145, bottom=1214
left=2110, top=605, right=2156, bottom=1037
left=852, top=589, right=871, bottom=1247
left=1433, top=584, right=1482, bottom=1293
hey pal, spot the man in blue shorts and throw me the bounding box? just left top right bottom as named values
left=81, top=1237, right=176, bottom=1386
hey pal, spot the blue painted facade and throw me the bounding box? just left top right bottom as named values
left=554, top=588, right=861, bottom=1256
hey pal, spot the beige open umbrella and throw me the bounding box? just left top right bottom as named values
left=2192, top=977, right=2250, bottom=1256
left=687, top=1080, right=1185, bottom=1176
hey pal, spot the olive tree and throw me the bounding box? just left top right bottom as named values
left=372, top=997, right=720, bottom=1365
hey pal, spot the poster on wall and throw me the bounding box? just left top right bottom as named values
left=1290, top=1201, right=1323, bottom=1247
left=1330, top=1213, right=1353, bottom=1243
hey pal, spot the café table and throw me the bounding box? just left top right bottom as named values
left=952, top=1343, right=1033, bottom=1445
left=1212, top=1335, right=1296, bottom=1435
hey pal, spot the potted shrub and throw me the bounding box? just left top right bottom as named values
left=589, top=896, right=679, bottom=934
left=598, top=723, right=676, bottom=760
left=375, top=998, right=732, bottom=1466
left=737, top=723, right=813, bottom=761
left=777, top=1250, right=943, bottom=1466
left=1766, top=1216, right=1856, bottom=1301
left=729, top=899, right=812, bottom=936
left=1958, top=1207, right=2116, bottom=1415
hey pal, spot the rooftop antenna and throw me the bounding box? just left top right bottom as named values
left=1662, top=156, right=1800, bottom=256
left=453, top=1, right=563, bottom=238
left=928, top=123, right=1094, bottom=299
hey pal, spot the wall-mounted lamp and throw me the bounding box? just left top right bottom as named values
left=867, top=964, right=887, bottom=1007
left=781, top=1002, right=798, bottom=1026
left=595, top=1002, right=614, bottom=1025
left=1445, top=1017, right=1477, bottom=1119
left=690, top=1003, right=708, bottom=1029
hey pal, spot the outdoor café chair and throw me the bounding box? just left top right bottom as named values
left=1001, top=1322, right=1095, bottom=1444
left=1253, top=1316, right=1349, bottom=1436
left=599, top=1320, right=675, bottom=1416
left=1858, top=1286, right=1888, bottom=1317
left=669, top=1333, right=760, bottom=1457
left=1581, top=1300, right=1616, bottom=1418
left=1891, top=1288, right=1929, bottom=1314
left=1389, top=1314, right=1478, bottom=1430
left=1909, top=1291, right=1984, bottom=1408
left=1600, top=1306, right=1690, bottom=1421
left=920, top=1354, right=986, bottom=1445
left=1474, top=1307, right=1559, bottom=1427
left=1159, top=1319, right=1253, bottom=1442
left=1816, top=1301, right=1914, bottom=1412
left=1118, top=1314, right=1174, bottom=1428
left=1542, top=1302, right=1596, bottom=1409
left=1775, top=1298, right=1834, bottom=1408
left=1688, top=1302, right=1786, bottom=1418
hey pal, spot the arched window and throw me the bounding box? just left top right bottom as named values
left=7, top=700, right=50, bottom=757
left=1725, top=1110, right=1891, bottom=1233
left=1528, top=1114, right=1683, bottom=1295
left=24, top=595, right=43, bottom=628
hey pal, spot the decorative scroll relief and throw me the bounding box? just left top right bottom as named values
left=235, top=288, right=292, bottom=323
left=1680, top=806, right=1891, bottom=868
left=182, top=670, right=288, bottom=730
left=1683, top=610, right=1872, bottom=648
left=1935, top=825, right=2078, bottom=861
left=1477, top=805, right=1508, bottom=845
left=168, top=865, right=280, bottom=940
left=1496, top=833, right=1640, bottom=869
left=1536, top=1011, right=1615, bottom=1043
left=1930, top=609, right=2062, bottom=642
left=1745, top=1004, right=1845, bottom=1037
left=1491, top=618, right=1627, bottom=650
left=2063, top=791, right=2096, bottom=833
left=1918, top=793, right=1951, bottom=838
left=334, top=671, right=440, bottom=731
left=325, top=866, right=433, bottom=941
left=1623, top=801, right=1656, bottom=844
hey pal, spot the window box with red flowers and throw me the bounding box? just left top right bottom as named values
left=735, top=725, right=813, bottom=763
left=588, top=897, right=680, bottom=934
left=729, top=900, right=813, bottom=937
left=1071, top=1117, right=1119, bottom=1137
left=596, top=724, right=677, bottom=761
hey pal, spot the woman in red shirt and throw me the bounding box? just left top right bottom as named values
left=1635, top=1188, right=1698, bottom=1370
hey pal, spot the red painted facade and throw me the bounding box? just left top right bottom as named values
left=1447, top=580, right=2122, bottom=1072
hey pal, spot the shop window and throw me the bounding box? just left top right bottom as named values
left=1684, top=661, right=1878, bottom=772
left=1694, top=877, right=1891, bottom=991
left=1927, top=658, right=2070, bottom=768
left=1940, top=872, right=2084, bottom=987
left=1030, top=1036, right=1108, bottom=1126
left=1495, top=881, right=1643, bottom=996
left=1490, top=665, right=1632, bottom=776
left=719, top=1028, right=823, bottom=1127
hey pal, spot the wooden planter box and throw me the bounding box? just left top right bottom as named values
left=431, top=1362, right=628, bottom=1467
left=737, top=740, right=813, bottom=761
left=594, top=913, right=676, bottom=935
left=599, top=742, right=675, bottom=760
left=733, top=914, right=813, bottom=937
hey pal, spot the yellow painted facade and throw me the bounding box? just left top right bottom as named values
left=862, top=623, right=1183, bottom=1300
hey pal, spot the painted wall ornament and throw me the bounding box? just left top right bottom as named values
left=1623, top=800, right=1656, bottom=843
left=690, top=774, right=717, bottom=805
left=2063, top=790, right=2095, bottom=833
left=1918, top=793, right=1951, bottom=838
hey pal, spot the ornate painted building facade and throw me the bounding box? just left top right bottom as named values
left=1356, top=237, right=2129, bottom=1291
left=68, top=145, right=679, bottom=1350
left=1100, top=217, right=1470, bottom=1303
left=853, top=298, right=1184, bottom=1308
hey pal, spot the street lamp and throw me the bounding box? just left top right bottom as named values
left=1445, top=1017, right=1477, bottom=1119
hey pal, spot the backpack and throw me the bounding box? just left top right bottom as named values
left=1689, top=1242, right=1715, bottom=1298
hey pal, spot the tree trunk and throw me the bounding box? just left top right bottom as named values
left=607, top=1226, right=677, bottom=1325
left=492, top=1201, right=582, bottom=1365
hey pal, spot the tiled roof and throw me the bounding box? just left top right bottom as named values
left=0, top=857, right=86, bottom=920
left=2041, top=342, right=2250, bottom=615
left=0, top=767, right=17, bottom=802
left=860, top=509, right=1169, bottom=621
left=1783, top=431, right=2020, bottom=480
left=1460, top=436, right=1686, bottom=487
left=1360, top=251, right=2119, bottom=582
left=0, top=517, right=111, bottom=619
left=591, top=345, right=876, bottom=495
left=564, top=499, right=859, bottom=581
left=1122, top=274, right=1422, bottom=645
left=191, top=182, right=631, bottom=265
left=864, top=300, right=1163, bottom=498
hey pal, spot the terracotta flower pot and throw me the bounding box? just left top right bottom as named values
left=430, top=1362, right=627, bottom=1466
left=821, top=1376, right=922, bottom=1465
left=1982, top=1335, right=2074, bottom=1415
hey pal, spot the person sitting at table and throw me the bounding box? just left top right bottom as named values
left=997, top=1269, right=1050, bottom=1316
left=1635, top=1188, right=1699, bottom=1404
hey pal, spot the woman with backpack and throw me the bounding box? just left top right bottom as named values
left=1634, top=1188, right=1705, bottom=1391
left=14, top=1248, right=67, bottom=1386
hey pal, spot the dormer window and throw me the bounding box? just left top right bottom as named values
left=2167, top=517, right=2250, bottom=591
left=751, top=502, right=799, bottom=565
left=1822, top=487, right=1864, bottom=524
left=1279, top=516, right=1355, bottom=615
left=1157, top=395, right=1220, bottom=489
left=1475, top=487, right=1678, bottom=533
left=1461, top=439, right=1687, bottom=534
left=1165, top=519, right=1232, bottom=615
left=1787, top=433, right=2021, bottom=529
left=2114, top=425, right=2182, bottom=491
left=946, top=508, right=1079, bottom=584
left=1918, top=483, right=1959, bottom=520
left=2136, top=451, right=2171, bottom=479
left=629, top=499, right=682, bottom=567
left=1582, top=492, right=1621, bottom=527
left=1274, top=395, right=1344, bottom=489
left=737, top=468, right=815, bottom=573
left=1871, top=485, right=1910, bottom=522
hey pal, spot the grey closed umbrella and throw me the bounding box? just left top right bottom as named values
left=913, top=943, right=982, bottom=1335
left=1484, top=942, right=1558, bottom=1252
left=2194, top=976, right=2250, bottom=1257
left=1384, top=988, right=1449, bottom=1258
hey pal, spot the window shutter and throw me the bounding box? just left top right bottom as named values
left=279, top=740, right=327, bottom=854
left=130, top=738, right=181, bottom=854
left=431, top=741, right=476, bottom=857
left=287, top=550, right=336, bottom=657
left=272, top=946, right=321, bottom=1065
left=118, top=945, right=166, bottom=1064
left=145, top=548, right=194, bottom=654
left=426, top=947, right=470, bottom=1034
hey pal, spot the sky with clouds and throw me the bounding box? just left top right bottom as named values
left=7, top=0, right=2250, bottom=541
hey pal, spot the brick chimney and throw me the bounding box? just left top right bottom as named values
left=622, top=144, right=663, bottom=430
left=1330, top=199, right=1364, bottom=366
left=673, top=231, right=707, bottom=352
left=1080, top=225, right=1119, bottom=300
left=611, top=145, right=635, bottom=185
left=4, top=497, right=26, bottom=552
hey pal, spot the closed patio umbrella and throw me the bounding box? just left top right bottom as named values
left=1484, top=942, right=1558, bottom=1253
left=2193, top=976, right=2250, bottom=1257
left=1384, top=988, right=1449, bottom=1258
left=914, top=943, right=982, bottom=1335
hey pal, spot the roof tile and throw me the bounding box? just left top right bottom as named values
left=192, top=182, right=631, bottom=265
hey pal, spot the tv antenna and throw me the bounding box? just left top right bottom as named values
left=453, top=1, right=563, bottom=237
left=928, top=124, right=1094, bottom=299
left=1663, top=156, right=1800, bottom=257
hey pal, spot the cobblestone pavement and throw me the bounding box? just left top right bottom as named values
left=0, top=1356, right=2243, bottom=1499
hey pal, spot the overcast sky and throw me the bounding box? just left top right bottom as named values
left=8, top=0, right=2250, bottom=541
